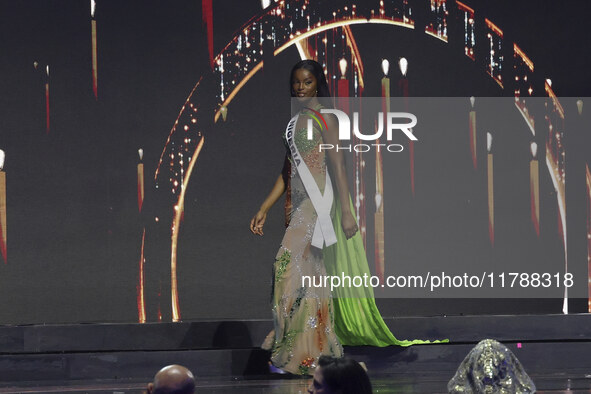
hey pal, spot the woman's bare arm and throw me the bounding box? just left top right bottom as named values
left=250, top=155, right=290, bottom=236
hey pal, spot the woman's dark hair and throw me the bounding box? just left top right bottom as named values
left=290, top=59, right=331, bottom=97
left=318, top=355, right=372, bottom=394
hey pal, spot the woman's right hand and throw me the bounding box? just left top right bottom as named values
left=250, top=210, right=267, bottom=236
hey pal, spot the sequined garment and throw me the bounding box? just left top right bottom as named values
left=261, top=108, right=343, bottom=375
left=447, top=339, right=536, bottom=393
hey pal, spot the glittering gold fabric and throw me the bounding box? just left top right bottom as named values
left=448, top=339, right=536, bottom=393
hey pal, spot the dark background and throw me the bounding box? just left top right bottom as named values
left=0, top=0, right=589, bottom=324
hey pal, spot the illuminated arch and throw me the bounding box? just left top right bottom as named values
left=148, top=0, right=568, bottom=322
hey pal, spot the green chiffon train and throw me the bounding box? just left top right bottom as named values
left=323, top=196, right=449, bottom=347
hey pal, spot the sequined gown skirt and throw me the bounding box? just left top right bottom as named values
left=262, top=173, right=343, bottom=375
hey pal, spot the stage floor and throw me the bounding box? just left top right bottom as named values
left=1, top=315, right=590, bottom=393
left=0, top=374, right=590, bottom=394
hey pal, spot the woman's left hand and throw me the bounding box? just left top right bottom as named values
left=341, top=211, right=359, bottom=239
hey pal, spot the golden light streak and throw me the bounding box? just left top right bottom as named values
left=374, top=148, right=385, bottom=283
left=91, top=19, right=98, bottom=99
left=137, top=147, right=146, bottom=322
left=342, top=25, right=365, bottom=89
left=171, top=136, right=205, bottom=322
left=425, top=30, right=448, bottom=43
left=45, top=80, right=50, bottom=134
left=137, top=228, right=146, bottom=323
left=155, top=77, right=202, bottom=179
left=295, top=39, right=310, bottom=60
left=367, top=19, right=415, bottom=29
left=0, top=170, right=6, bottom=263
left=514, top=43, right=534, bottom=72
left=544, top=153, right=565, bottom=238
left=515, top=101, right=536, bottom=137
left=456, top=1, right=474, bottom=14
left=137, top=163, right=144, bottom=212
left=215, top=62, right=264, bottom=122
left=469, top=110, right=477, bottom=169
left=545, top=81, right=565, bottom=118
left=375, top=77, right=389, bottom=283
left=545, top=148, right=568, bottom=313
left=530, top=159, right=539, bottom=237
left=274, top=19, right=413, bottom=56
left=486, top=70, right=504, bottom=89
left=374, top=212, right=384, bottom=283
left=485, top=18, right=503, bottom=38
left=585, top=164, right=591, bottom=312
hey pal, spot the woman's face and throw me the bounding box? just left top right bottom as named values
left=292, top=68, right=318, bottom=101
left=307, top=366, right=335, bottom=394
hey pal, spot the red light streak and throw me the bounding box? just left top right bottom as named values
left=202, top=0, right=214, bottom=69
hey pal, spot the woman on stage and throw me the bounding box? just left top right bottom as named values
left=250, top=60, right=443, bottom=375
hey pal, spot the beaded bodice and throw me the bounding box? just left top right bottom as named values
left=283, top=107, right=328, bottom=210
left=283, top=108, right=326, bottom=175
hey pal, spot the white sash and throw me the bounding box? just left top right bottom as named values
left=285, top=114, right=337, bottom=248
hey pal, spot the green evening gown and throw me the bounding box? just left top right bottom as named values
left=325, top=195, right=447, bottom=347
left=262, top=108, right=447, bottom=375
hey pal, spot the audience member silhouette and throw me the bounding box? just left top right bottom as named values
left=147, top=364, right=196, bottom=394
left=308, top=355, right=372, bottom=394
